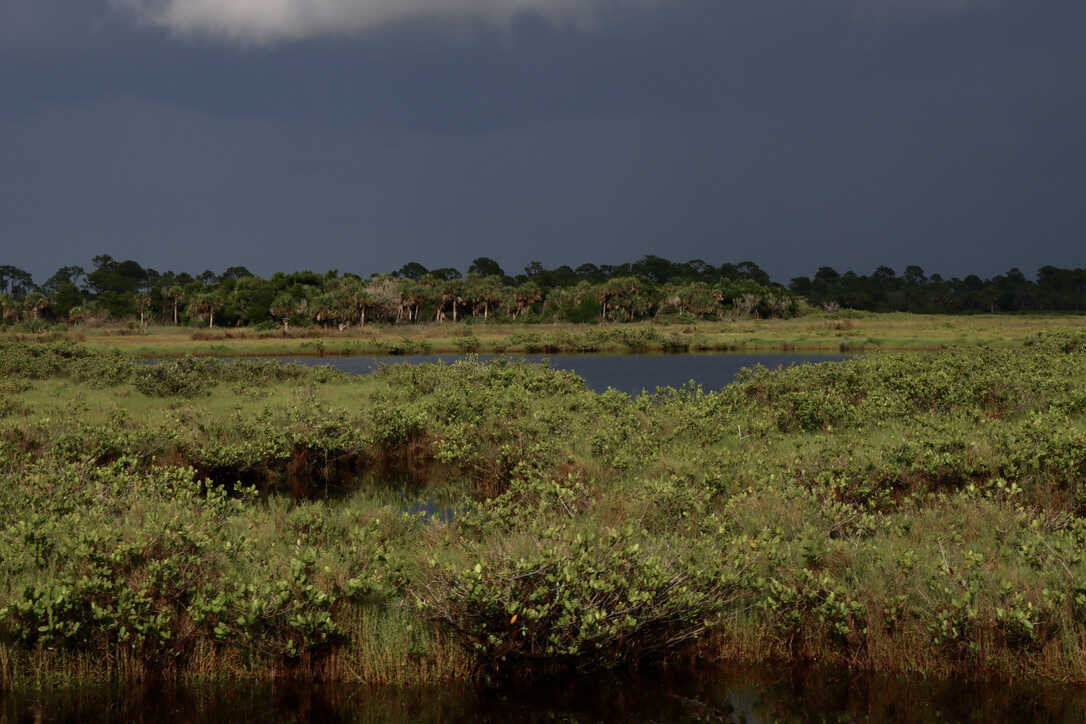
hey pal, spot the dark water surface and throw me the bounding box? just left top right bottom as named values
left=270, top=353, right=848, bottom=395
left=3, top=662, right=1082, bottom=723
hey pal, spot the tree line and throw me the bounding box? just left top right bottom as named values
left=0, top=256, right=1083, bottom=330
left=791, top=264, right=1086, bottom=314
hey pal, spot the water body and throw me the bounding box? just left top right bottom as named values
left=4, top=662, right=1081, bottom=722
left=269, top=353, right=848, bottom=395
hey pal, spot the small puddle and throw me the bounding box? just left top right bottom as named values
left=402, top=498, right=458, bottom=523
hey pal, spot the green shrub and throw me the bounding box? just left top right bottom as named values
left=422, top=523, right=746, bottom=676
left=134, top=358, right=214, bottom=397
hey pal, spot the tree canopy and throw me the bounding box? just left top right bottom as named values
left=1, top=255, right=1083, bottom=329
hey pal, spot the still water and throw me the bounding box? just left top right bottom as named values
left=268, top=353, right=848, bottom=395
left=3, top=662, right=1082, bottom=723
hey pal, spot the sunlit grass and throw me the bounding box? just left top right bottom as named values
left=4, top=313, right=1081, bottom=358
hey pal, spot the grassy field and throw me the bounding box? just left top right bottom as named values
left=6, top=312, right=1086, bottom=358
left=0, top=331, right=1085, bottom=688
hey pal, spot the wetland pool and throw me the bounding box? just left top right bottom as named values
left=265, top=353, right=850, bottom=395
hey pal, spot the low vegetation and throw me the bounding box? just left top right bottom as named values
left=6, top=312, right=1086, bottom=359
left=0, top=332, right=1085, bottom=688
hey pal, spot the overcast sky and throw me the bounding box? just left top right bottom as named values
left=2, top=0, right=1084, bottom=284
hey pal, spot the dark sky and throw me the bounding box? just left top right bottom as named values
left=2, top=0, right=1084, bottom=284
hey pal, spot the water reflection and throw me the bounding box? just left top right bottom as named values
left=4, top=662, right=1082, bottom=723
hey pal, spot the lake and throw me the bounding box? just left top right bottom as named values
left=265, top=353, right=849, bottom=395
left=4, top=661, right=1081, bottom=722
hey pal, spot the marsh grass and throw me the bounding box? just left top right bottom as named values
left=3, top=313, right=1083, bottom=359
left=0, top=332, right=1085, bottom=686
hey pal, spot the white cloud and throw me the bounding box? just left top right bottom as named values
left=110, top=0, right=658, bottom=42
left=108, top=0, right=994, bottom=43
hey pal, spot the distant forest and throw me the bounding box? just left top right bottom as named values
left=1, top=255, right=1084, bottom=329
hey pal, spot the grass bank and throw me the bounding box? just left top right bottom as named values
left=5, top=312, right=1086, bottom=358
left=0, top=332, right=1085, bottom=688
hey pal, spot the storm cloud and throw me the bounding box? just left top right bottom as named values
left=3, top=0, right=1082, bottom=283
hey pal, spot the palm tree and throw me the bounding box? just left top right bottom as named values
left=310, top=291, right=336, bottom=329
left=207, top=292, right=224, bottom=328
left=330, top=289, right=354, bottom=331
left=339, top=278, right=374, bottom=328
left=366, top=277, right=401, bottom=325
left=134, top=292, right=152, bottom=327
left=464, top=277, right=483, bottom=319
left=442, top=279, right=466, bottom=323
left=189, top=291, right=224, bottom=328
left=397, top=280, right=424, bottom=323
left=313, top=287, right=354, bottom=330
left=511, top=282, right=542, bottom=320
left=474, top=275, right=503, bottom=320
left=270, top=293, right=306, bottom=332
left=684, top=282, right=718, bottom=318
left=0, top=294, right=18, bottom=324
left=165, top=286, right=185, bottom=325
left=597, top=280, right=618, bottom=322
left=429, top=278, right=464, bottom=323
left=596, top=277, right=648, bottom=322
left=22, top=291, right=48, bottom=320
